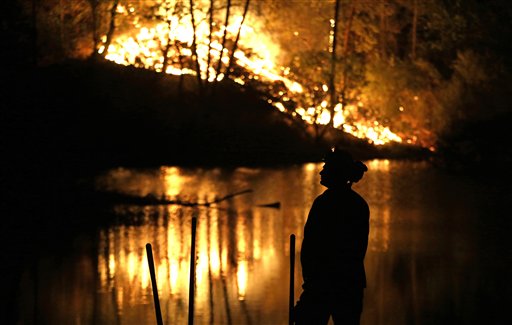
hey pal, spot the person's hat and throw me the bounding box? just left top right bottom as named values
left=322, top=147, right=354, bottom=168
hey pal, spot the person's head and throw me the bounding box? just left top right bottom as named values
left=320, top=147, right=368, bottom=188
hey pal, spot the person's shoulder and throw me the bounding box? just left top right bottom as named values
left=313, top=190, right=328, bottom=201
left=351, top=190, right=369, bottom=208
left=312, top=190, right=330, bottom=204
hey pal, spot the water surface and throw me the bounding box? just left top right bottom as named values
left=18, top=160, right=510, bottom=324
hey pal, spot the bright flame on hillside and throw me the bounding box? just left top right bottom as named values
left=102, top=2, right=404, bottom=146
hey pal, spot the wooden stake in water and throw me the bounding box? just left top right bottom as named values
left=289, top=234, right=296, bottom=325
left=146, top=243, right=164, bottom=325
left=188, top=217, right=198, bottom=325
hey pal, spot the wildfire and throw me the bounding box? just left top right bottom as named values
left=102, top=2, right=404, bottom=146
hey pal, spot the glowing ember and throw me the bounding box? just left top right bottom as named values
left=102, top=2, right=404, bottom=146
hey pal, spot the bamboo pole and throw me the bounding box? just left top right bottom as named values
left=188, top=217, right=198, bottom=325
left=146, top=243, right=164, bottom=325
left=289, top=234, right=296, bottom=325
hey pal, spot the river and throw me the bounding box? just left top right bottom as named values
left=15, top=159, right=510, bottom=324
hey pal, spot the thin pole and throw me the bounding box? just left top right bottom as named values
left=146, top=243, right=164, bottom=325
left=188, top=217, right=198, bottom=325
left=289, top=234, right=296, bottom=325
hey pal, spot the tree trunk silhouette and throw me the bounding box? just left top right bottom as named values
left=162, top=2, right=179, bottom=74
left=340, top=0, right=358, bottom=112
left=206, top=0, right=214, bottom=83
left=215, top=0, right=231, bottom=81
left=101, top=0, right=120, bottom=58
left=88, top=0, right=99, bottom=55
left=176, top=42, right=185, bottom=95
left=189, top=0, right=204, bottom=93
left=327, top=0, right=341, bottom=130
left=224, top=0, right=251, bottom=80
left=161, top=26, right=173, bottom=73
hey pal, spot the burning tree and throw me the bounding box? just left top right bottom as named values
left=16, top=0, right=511, bottom=150
left=93, top=0, right=408, bottom=146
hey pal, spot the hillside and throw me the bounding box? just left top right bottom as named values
left=3, top=59, right=431, bottom=174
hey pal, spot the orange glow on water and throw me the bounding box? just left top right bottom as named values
left=26, top=161, right=485, bottom=324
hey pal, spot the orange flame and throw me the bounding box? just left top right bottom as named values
left=102, top=3, right=405, bottom=146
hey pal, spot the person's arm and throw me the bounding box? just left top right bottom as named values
left=355, top=202, right=370, bottom=260
left=300, top=197, right=323, bottom=279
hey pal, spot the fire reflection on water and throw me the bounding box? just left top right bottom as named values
left=365, top=159, right=392, bottom=253
left=94, top=162, right=393, bottom=323
left=95, top=210, right=258, bottom=322
left=19, top=160, right=498, bottom=324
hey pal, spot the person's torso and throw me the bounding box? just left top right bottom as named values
left=301, top=188, right=370, bottom=290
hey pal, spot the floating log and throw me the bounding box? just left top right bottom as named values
left=95, top=189, right=253, bottom=207
left=256, top=201, right=281, bottom=209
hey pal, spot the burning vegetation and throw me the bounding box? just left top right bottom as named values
left=8, top=0, right=511, bottom=156
left=97, top=0, right=407, bottom=147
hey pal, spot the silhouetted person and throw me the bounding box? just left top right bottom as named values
left=294, top=148, right=369, bottom=325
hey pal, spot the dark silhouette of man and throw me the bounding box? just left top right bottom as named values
left=294, top=147, right=370, bottom=325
